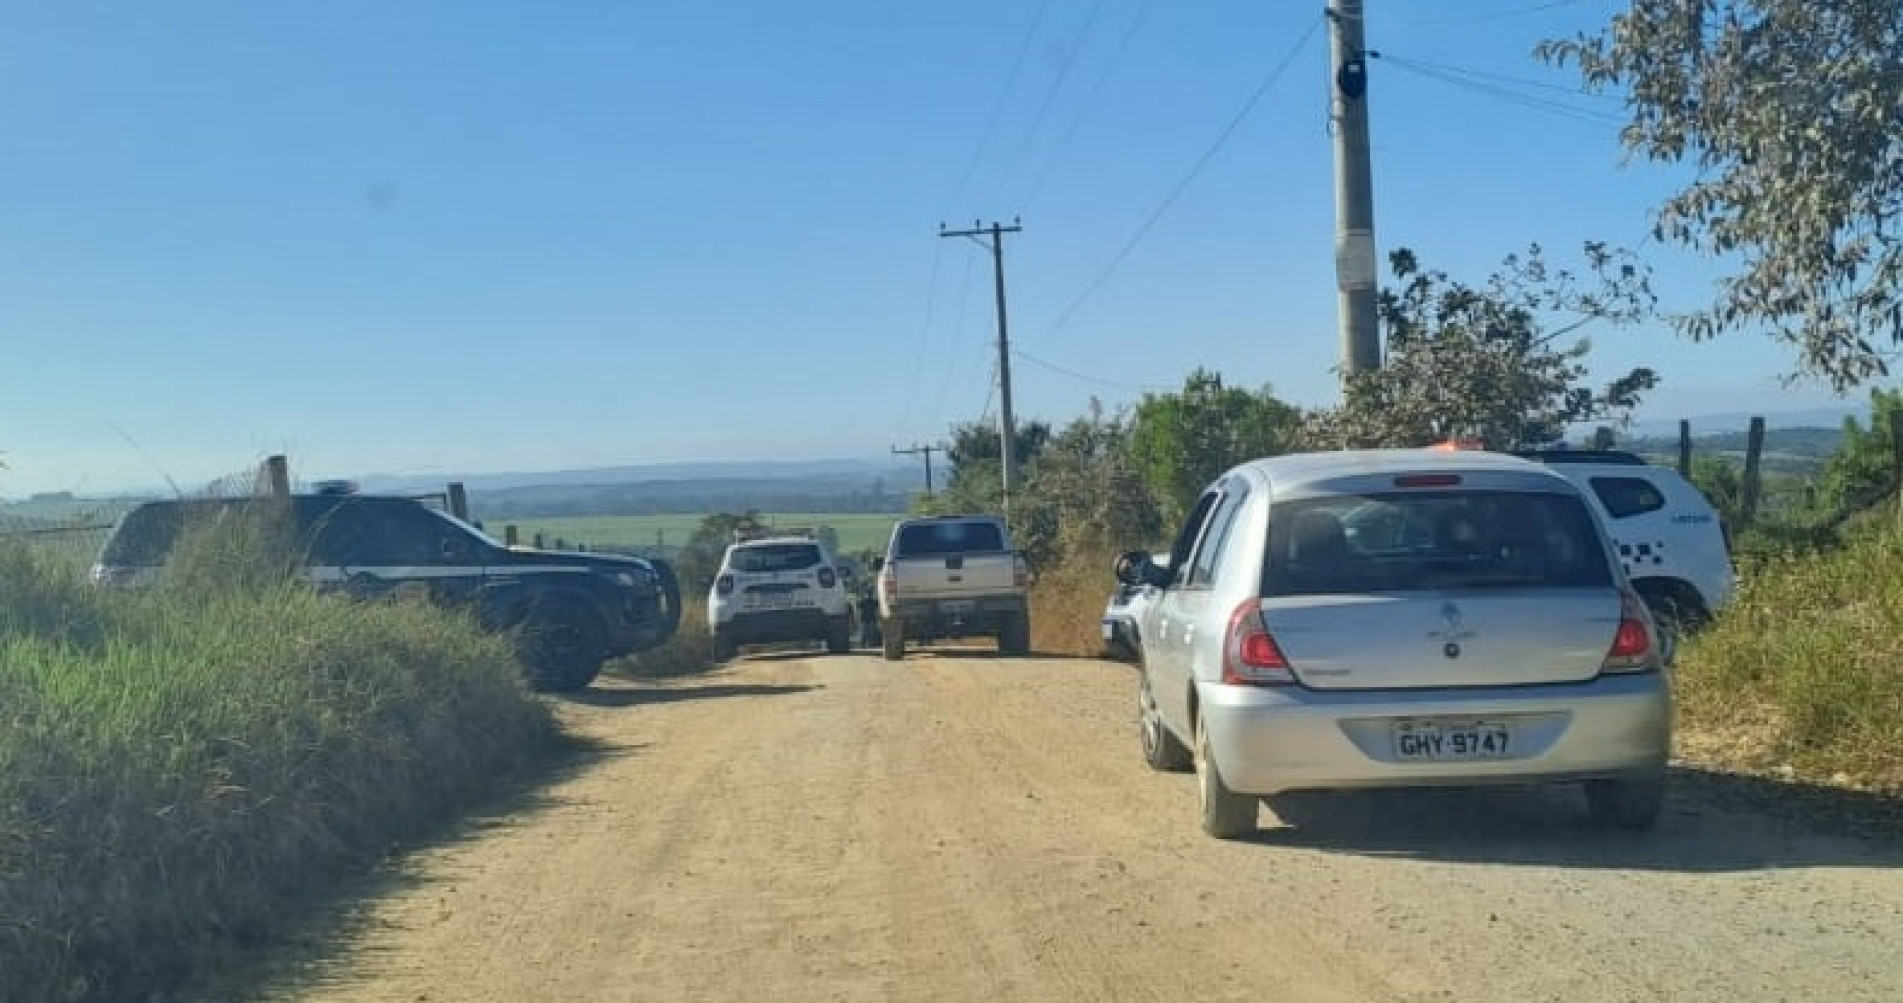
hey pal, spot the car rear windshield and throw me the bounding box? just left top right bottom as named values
left=894, top=520, right=1005, bottom=556
left=1262, top=490, right=1613, bottom=595
left=728, top=543, right=823, bottom=573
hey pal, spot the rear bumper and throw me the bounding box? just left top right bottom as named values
left=887, top=595, right=1027, bottom=639
left=1199, top=671, right=1670, bottom=795
left=715, top=608, right=844, bottom=644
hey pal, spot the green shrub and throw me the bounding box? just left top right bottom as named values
left=0, top=537, right=562, bottom=1001
left=1676, top=524, right=1903, bottom=792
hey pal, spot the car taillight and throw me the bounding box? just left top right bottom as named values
left=818, top=567, right=837, bottom=589
left=1013, top=555, right=1028, bottom=588
left=715, top=574, right=734, bottom=596
left=1222, top=599, right=1295, bottom=686
left=1602, top=589, right=1656, bottom=673
left=880, top=568, right=897, bottom=604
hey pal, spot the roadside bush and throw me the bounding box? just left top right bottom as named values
left=612, top=597, right=716, bottom=677
left=1028, top=544, right=1122, bottom=659
left=1676, top=524, right=1903, bottom=793
left=0, top=538, right=561, bottom=1002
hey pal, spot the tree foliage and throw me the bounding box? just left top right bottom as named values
left=1815, top=387, right=1903, bottom=514
left=1127, top=368, right=1303, bottom=527
left=1308, top=243, right=1659, bottom=449
left=920, top=419, right=1054, bottom=517
left=1540, top=0, right=1903, bottom=388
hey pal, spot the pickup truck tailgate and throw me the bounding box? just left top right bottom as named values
left=891, top=553, right=1016, bottom=600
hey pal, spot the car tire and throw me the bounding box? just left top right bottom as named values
left=519, top=601, right=606, bottom=693
left=825, top=617, right=852, bottom=655
left=1195, top=713, right=1257, bottom=839
left=998, top=614, right=1031, bottom=656
left=1139, top=668, right=1191, bottom=772
left=1585, top=777, right=1664, bottom=830
left=1633, top=583, right=1709, bottom=667
left=712, top=627, right=738, bottom=663
left=881, top=620, right=905, bottom=662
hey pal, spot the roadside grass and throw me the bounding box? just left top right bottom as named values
left=611, top=597, right=718, bottom=678
left=1028, top=544, right=1119, bottom=659
left=0, top=517, right=563, bottom=1001
left=1675, top=524, right=1903, bottom=794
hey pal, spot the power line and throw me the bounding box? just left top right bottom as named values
left=1029, top=14, right=1325, bottom=352
left=983, top=0, right=1110, bottom=210
left=1379, top=51, right=1623, bottom=102
left=1377, top=54, right=1624, bottom=127
left=941, top=0, right=1054, bottom=218
left=1362, top=0, right=1588, bottom=25
left=899, top=241, right=947, bottom=432
left=928, top=248, right=982, bottom=433
left=1013, top=348, right=1170, bottom=392
left=1022, top=0, right=1159, bottom=208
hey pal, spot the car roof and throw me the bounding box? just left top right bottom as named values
left=1231, top=449, right=1576, bottom=496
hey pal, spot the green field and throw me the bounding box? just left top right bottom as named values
left=483, top=512, right=902, bottom=555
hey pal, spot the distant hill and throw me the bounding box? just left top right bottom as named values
left=349, top=459, right=925, bottom=496
left=1623, top=403, right=1869, bottom=440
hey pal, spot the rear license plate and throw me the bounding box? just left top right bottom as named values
left=941, top=600, right=975, bottom=616
left=1391, top=720, right=1512, bottom=762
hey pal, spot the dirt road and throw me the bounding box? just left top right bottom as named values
left=277, top=651, right=1903, bottom=1002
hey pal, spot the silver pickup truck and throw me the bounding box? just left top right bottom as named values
left=876, top=514, right=1031, bottom=660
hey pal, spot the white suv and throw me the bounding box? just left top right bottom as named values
left=707, top=529, right=852, bottom=660
left=1512, top=450, right=1735, bottom=652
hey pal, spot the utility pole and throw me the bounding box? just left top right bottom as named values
left=1327, top=0, right=1381, bottom=382
left=891, top=443, right=941, bottom=495
left=939, top=218, right=1023, bottom=521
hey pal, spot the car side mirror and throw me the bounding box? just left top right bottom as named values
left=1114, top=549, right=1154, bottom=587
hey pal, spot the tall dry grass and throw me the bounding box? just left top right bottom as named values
left=0, top=524, right=562, bottom=1001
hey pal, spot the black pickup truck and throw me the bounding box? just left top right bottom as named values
left=91, top=492, right=681, bottom=691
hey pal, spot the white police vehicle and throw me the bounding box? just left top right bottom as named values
left=707, top=528, right=853, bottom=660
left=1508, top=448, right=1736, bottom=656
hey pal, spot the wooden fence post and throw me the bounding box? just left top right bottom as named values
left=1889, top=409, right=1903, bottom=526
left=447, top=482, right=469, bottom=520
left=534, top=533, right=546, bottom=549
left=505, top=524, right=519, bottom=547
left=1739, top=416, right=1767, bottom=527
left=1677, top=420, right=1692, bottom=477
left=262, top=455, right=290, bottom=499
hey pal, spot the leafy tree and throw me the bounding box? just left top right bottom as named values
left=919, top=419, right=1053, bottom=517
left=1012, top=402, right=1165, bottom=570
left=1127, top=369, right=1303, bottom=527
left=1688, top=453, right=1745, bottom=527
left=1815, top=387, right=1903, bottom=514
left=1539, top=1, right=1903, bottom=389
left=675, top=510, right=764, bottom=591
left=1308, top=243, right=1659, bottom=449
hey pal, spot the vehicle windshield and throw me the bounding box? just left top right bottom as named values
left=728, top=543, right=822, bottom=573
left=894, top=521, right=1005, bottom=556
left=1264, top=490, right=1613, bottom=595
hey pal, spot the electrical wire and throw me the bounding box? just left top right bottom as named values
left=928, top=249, right=981, bottom=433
left=1377, top=54, right=1624, bottom=128
left=1379, top=51, right=1622, bottom=102
left=899, top=241, right=947, bottom=432
left=1021, top=0, right=1159, bottom=209
left=983, top=0, right=1110, bottom=211
left=1029, top=13, right=1325, bottom=352
left=940, top=0, right=1054, bottom=220
left=1013, top=348, right=1170, bottom=392
left=1358, top=0, right=1588, bottom=26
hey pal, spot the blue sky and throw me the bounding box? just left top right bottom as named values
left=0, top=0, right=1864, bottom=495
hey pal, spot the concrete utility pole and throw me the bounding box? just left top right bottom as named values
left=891, top=443, right=941, bottom=495
left=939, top=219, right=1024, bottom=520
left=1327, top=0, right=1381, bottom=382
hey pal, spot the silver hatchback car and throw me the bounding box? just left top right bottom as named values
left=1121, top=449, right=1671, bottom=838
